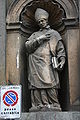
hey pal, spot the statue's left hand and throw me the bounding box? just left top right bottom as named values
left=57, top=57, right=65, bottom=69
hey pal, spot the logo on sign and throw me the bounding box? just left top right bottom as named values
left=3, top=90, right=18, bottom=106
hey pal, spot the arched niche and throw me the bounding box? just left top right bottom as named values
left=6, top=0, right=79, bottom=111
left=6, top=0, right=78, bottom=23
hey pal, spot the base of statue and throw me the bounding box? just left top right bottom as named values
left=14, top=112, right=80, bottom=120
left=29, top=106, right=61, bottom=112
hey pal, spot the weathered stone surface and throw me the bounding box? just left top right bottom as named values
left=6, top=31, right=21, bottom=84
left=0, top=112, right=80, bottom=120
left=67, top=29, right=80, bottom=108
left=14, top=112, right=80, bottom=120
left=0, top=0, right=6, bottom=85
left=6, top=0, right=78, bottom=23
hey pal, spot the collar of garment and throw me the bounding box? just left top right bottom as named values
left=40, top=25, right=50, bottom=31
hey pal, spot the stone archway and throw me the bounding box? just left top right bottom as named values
left=6, top=0, right=78, bottom=23
left=6, top=0, right=79, bottom=111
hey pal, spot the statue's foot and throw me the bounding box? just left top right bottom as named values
left=50, top=104, right=61, bottom=111
left=29, top=104, right=43, bottom=112
left=41, top=104, right=61, bottom=111
left=29, top=104, right=61, bottom=112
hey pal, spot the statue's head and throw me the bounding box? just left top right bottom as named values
left=35, top=8, right=49, bottom=29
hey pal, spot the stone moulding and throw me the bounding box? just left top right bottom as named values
left=6, top=0, right=78, bottom=24
left=56, top=0, right=78, bottom=18
left=6, top=0, right=79, bottom=35
left=20, top=0, right=65, bottom=34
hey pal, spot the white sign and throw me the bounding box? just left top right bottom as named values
left=0, top=85, right=21, bottom=119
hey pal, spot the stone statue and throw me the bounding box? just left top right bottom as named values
left=25, top=8, right=66, bottom=111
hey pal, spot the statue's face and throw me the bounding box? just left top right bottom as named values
left=38, top=18, right=48, bottom=29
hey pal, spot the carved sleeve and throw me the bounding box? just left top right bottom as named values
left=25, top=33, right=42, bottom=54
left=56, top=40, right=66, bottom=58
left=56, top=40, right=66, bottom=69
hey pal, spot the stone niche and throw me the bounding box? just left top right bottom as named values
left=6, top=0, right=79, bottom=112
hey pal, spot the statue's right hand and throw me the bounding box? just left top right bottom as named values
left=37, top=33, right=50, bottom=41
left=45, top=33, right=51, bottom=40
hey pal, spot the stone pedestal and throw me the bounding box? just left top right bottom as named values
left=15, top=112, right=80, bottom=120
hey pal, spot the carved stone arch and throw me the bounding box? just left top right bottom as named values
left=6, top=0, right=78, bottom=24
left=20, top=0, right=66, bottom=35
left=55, top=0, right=78, bottom=18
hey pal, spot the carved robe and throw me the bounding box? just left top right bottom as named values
left=25, top=26, right=66, bottom=89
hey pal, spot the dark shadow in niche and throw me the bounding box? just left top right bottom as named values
left=20, top=37, right=31, bottom=112
left=58, top=44, right=70, bottom=111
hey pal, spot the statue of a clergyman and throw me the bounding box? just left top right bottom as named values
left=25, top=8, right=66, bottom=111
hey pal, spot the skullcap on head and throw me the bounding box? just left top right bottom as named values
left=35, top=8, right=49, bottom=21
